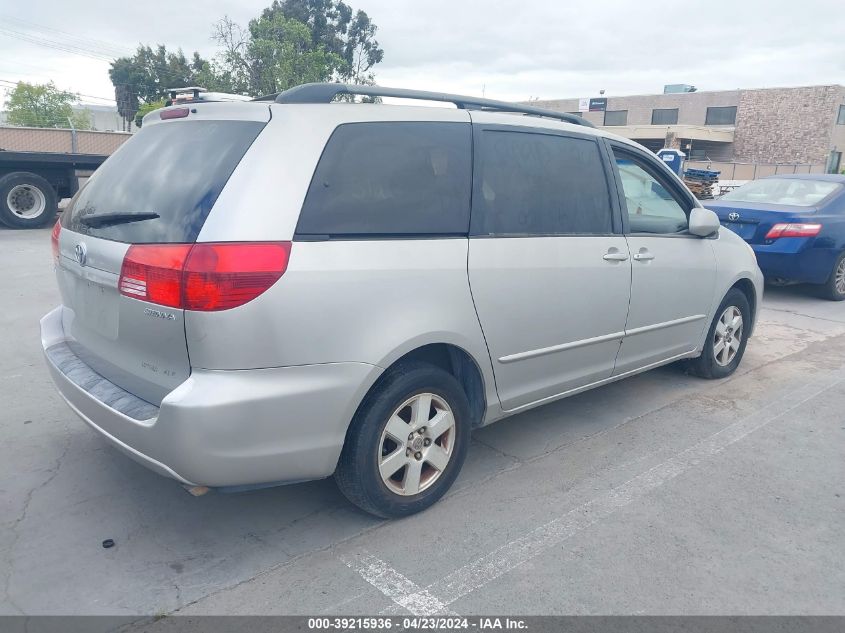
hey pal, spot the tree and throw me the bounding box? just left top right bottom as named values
left=109, top=45, right=211, bottom=129
left=262, top=0, right=383, bottom=83
left=211, top=12, right=345, bottom=95
left=69, top=108, right=93, bottom=130
left=134, top=98, right=167, bottom=128
left=108, top=0, right=385, bottom=114
left=3, top=81, right=92, bottom=129
left=343, top=10, right=383, bottom=85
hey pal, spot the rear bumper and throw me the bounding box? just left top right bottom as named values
left=752, top=243, right=839, bottom=285
left=41, top=306, right=382, bottom=487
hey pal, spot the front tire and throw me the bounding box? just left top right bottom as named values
left=688, top=288, right=751, bottom=379
left=335, top=361, right=471, bottom=518
left=0, top=172, right=58, bottom=229
left=820, top=252, right=845, bottom=301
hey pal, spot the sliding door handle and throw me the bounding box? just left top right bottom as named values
left=603, top=252, right=629, bottom=262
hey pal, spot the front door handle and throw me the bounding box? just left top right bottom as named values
left=633, top=251, right=655, bottom=261
left=603, top=251, right=629, bottom=262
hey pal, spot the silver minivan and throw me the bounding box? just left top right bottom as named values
left=42, top=84, right=763, bottom=517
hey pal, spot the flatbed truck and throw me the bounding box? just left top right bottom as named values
left=0, top=149, right=108, bottom=229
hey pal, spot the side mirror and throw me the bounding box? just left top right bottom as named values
left=688, top=207, right=720, bottom=237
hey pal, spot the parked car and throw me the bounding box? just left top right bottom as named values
left=41, top=84, right=763, bottom=518
left=707, top=174, right=845, bottom=300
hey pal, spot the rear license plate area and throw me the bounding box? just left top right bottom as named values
left=721, top=221, right=757, bottom=241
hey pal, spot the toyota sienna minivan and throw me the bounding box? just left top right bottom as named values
left=42, top=83, right=763, bottom=517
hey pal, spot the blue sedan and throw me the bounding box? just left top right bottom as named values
left=707, top=174, right=845, bottom=300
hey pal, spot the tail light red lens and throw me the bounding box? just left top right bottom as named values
left=160, top=107, right=190, bottom=120
left=765, top=223, right=822, bottom=240
left=119, top=242, right=291, bottom=311
left=50, top=221, right=61, bottom=262
left=183, top=243, right=291, bottom=311
left=119, top=244, right=192, bottom=308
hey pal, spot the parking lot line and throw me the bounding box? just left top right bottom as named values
left=341, top=551, right=453, bottom=616
left=364, top=371, right=844, bottom=616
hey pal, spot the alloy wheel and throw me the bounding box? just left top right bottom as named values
left=377, top=392, right=456, bottom=496
left=713, top=306, right=743, bottom=367
left=835, top=258, right=845, bottom=296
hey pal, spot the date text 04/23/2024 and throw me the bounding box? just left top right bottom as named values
left=307, top=617, right=528, bottom=630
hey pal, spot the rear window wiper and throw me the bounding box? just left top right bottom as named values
left=78, top=212, right=161, bottom=228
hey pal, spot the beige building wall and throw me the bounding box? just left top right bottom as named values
left=529, top=85, right=845, bottom=169
left=532, top=89, right=741, bottom=128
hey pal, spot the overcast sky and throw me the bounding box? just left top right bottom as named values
left=0, top=0, right=843, bottom=107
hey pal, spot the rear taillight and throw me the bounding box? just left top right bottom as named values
left=118, top=242, right=291, bottom=311
left=119, top=244, right=192, bottom=308
left=765, top=223, right=822, bottom=240
left=51, top=221, right=61, bottom=263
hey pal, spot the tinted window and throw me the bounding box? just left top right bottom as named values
left=613, top=150, right=689, bottom=234
left=837, top=105, right=845, bottom=125
left=472, top=130, right=612, bottom=236
left=705, top=106, right=737, bottom=125
left=651, top=108, right=679, bottom=125
left=604, top=110, right=628, bottom=126
left=64, top=120, right=265, bottom=243
left=296, top=122, right=471, bottom=237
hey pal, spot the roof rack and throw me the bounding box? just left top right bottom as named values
left=267, top=83, right=594, bottom=128
left=166, top=86, right=252, bottom=106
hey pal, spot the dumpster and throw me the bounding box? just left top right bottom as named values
left=656, top=148, right=685, bottom=176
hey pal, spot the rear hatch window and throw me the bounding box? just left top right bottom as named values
left=719, top=178, right=842, bottom=208
left=63, top=119, right=265, bottom=243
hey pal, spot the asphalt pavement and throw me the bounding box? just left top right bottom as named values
left=1, top=226, right=843, bottom=620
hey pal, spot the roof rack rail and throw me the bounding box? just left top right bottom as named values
left=268, top=83, right=594, bottom=128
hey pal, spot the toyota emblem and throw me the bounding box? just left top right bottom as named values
left=728, top=212, right=740, bottom=222
left=74, top=243, right=87, bottom=267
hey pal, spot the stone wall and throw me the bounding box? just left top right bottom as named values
left=732, top=85, right=845, bottom=164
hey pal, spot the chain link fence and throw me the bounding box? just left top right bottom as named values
left=0, top=125, right=131, bottom=155
left=685, top=160, right=826, bottom=181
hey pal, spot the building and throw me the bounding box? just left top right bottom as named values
left=73, top=104, right=130, bottom=132
left=531, top=84, right=845, bottom=176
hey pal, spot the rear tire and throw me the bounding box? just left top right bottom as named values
left=335, top=361, right=471, bottom=518
left=820, top=252, right=845, bottom=301
left=0, top=172, right=58, bottom=229
left=688, top=288, right=751, bottom=379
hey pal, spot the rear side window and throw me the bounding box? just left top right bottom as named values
left=64, top=120, right=265, bottom=243
left=296, top=122, right=471, bottom=237
left=471, top=130, right=612, bottom=236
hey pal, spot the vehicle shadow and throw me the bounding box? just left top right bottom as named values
left=14, top=358, right=706, bottom=615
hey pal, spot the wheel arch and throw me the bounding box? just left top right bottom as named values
left=730, top=277, right=757, bottom=334
left=371, top=339, right=494, bottom=429
left=695, top=270, right=762, bottom=355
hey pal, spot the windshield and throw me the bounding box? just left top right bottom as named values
left=64, top=119, right=265, bottom=243
left=720, top=178, right=842, bottom=207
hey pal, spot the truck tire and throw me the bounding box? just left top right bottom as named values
left=0, top=172, right=58, bottom=229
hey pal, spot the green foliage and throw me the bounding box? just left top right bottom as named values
left=211, top=12, right=345, bottom=95
left=3, top=81, right=92, bottom=129
left=108, top=0, right=384, bottom=116
left=109, top=45, right=210, bottom=125
left=69, top=108, right=93, bottom=130
left=261, top=0, right=383, bottom=83
left=133, top=98, right=167, bottom=128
